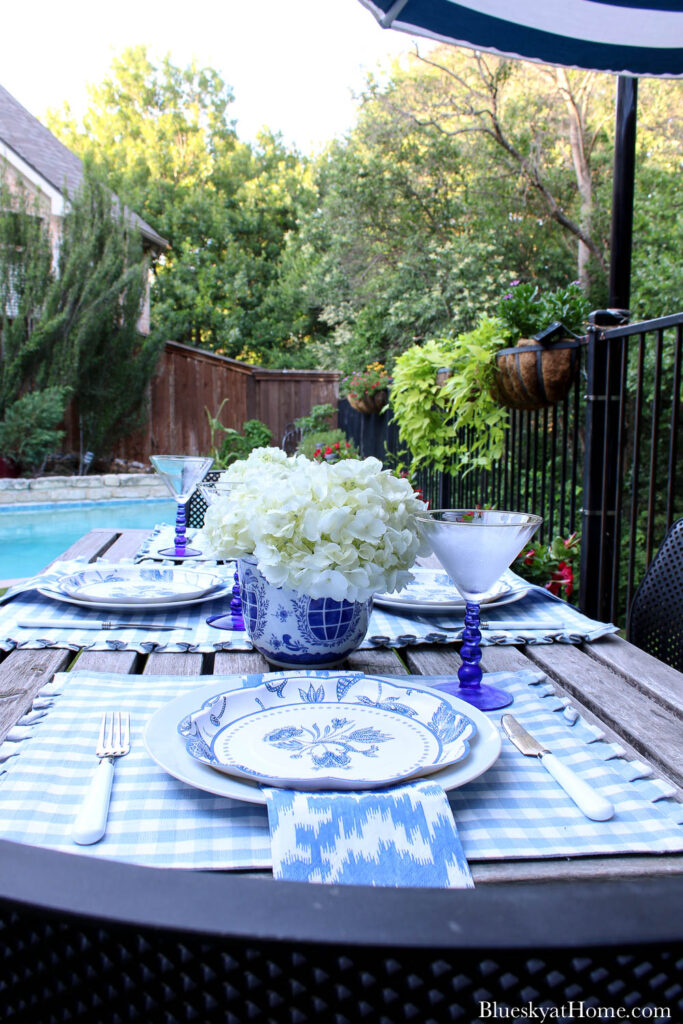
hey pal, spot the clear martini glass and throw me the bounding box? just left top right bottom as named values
left=199, top=474, right=245, bottom=632
left=416, top=509, right=542, bottom=711
left=149, top=455, right=214, bottom=559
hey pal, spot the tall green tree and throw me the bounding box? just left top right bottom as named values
left=0, top=178, right=69, bottom=469
left=48, top=48, right=317, bottom=364
left=35, top=167, right=161, bottom=457
left=0, top=166, right=161, bottom=465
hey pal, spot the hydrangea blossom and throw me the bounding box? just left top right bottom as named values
left=197, top=448, right=430, bottom=602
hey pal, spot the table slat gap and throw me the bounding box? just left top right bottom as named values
left=580, top=635, right=683, bottom=716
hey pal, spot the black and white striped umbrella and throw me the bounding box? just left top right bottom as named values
left=358, top=0, right=683, bottom=306
left=360, top=0, right=683, bottom=78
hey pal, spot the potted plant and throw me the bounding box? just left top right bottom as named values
left=493, top=281, right=591, bottom=410
left=197, top=447, right=427, bottom=667
left=389, top=320, right=511, bottom=477
left=513, top=532, right=580, bottom=602
left=342, top=362, right=390, bottom=415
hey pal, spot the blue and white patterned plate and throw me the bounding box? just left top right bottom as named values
left=178, top=673, right=477, bottom=790
left=374, top=567, right=527, bottom=613
left=45, top=565, right=225, bottom=607
left=144, top=675, right=501, bottom=804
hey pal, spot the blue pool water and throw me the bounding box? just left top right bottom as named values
left=0, top=499, right=177, bottom=580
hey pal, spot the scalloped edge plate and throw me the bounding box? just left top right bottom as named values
left=144, top=674, right=501, bottom=804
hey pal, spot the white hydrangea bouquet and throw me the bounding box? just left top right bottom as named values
left=197, top=447, right=429, bottom=602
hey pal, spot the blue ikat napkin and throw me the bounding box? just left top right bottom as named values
left=264, top=781, right=474, bottom=887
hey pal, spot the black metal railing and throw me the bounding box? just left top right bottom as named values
left=338, top=368, right=586, bottom=548
left=579, top=312, right=683, bottom=624
left=339, top=311, right=683, bottom=627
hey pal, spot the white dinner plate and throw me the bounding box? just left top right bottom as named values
left=144, top=675, right=502, bottom=804
left=54, top=565, right=225, bottom=605
left=373, top=568, right=530, bottom=613
left=37, top=583, right=234, bottom=612
left=179, top=674, right=477, bottom=790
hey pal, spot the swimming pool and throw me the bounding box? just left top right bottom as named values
left=0, top=498, right=177, bottom=580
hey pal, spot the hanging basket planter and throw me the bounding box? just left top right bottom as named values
left=493, top=322, right=586, bottom=411
left=347, top=389, right=388, bottom=415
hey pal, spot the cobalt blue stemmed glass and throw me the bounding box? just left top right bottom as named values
left=416, top=508, right=542, bottom=711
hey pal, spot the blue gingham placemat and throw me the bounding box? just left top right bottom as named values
left=366, top=568, right=617, bottom=646
left=0, top=669, right=679, bottom=872
left=0, top=559, right=245, bottom=654
left=1, top=556, right=617, bottom=653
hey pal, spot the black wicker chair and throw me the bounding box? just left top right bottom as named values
left=627, top=518, right=683, bottom=671
left=0, top=839, right=681, bottom=1023
left=186, top=469, right=222, bottom=531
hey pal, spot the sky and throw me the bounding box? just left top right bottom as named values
left=1, top=0, right=428, bottom=153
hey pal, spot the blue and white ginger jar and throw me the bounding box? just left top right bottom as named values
left=238, top=557, right=372, bottom=668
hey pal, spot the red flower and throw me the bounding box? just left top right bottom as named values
left=546, top=561, right=573, bottom=599
left=334, top=442, right=340, bottom=449
left=324, top=446, right=333, bottom=455
left=524, top=549, right=536, bottom=565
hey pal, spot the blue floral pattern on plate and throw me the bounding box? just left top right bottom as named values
left=53, top=565, right=225, bottom=606
left=179, top=672, right=477, bottom=790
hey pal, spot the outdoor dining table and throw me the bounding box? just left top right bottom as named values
left=0, top=527, right=681, bottom=1021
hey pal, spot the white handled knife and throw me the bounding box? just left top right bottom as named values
left=501, top=714, right=614, bottom=821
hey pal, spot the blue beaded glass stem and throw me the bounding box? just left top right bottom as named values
left=206, top=562, right=245, bottom=632
left=458, top=601, right=483, bottom=689
left=173, top=501, right=188, bottom=556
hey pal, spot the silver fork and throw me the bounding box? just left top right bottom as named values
left=72, top=711, right=130, bottom=846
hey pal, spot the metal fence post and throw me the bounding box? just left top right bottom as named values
left=579, top=312, right=628, bottom=621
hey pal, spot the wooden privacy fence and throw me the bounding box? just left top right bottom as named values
left=66, top=341, right=339, bottom=462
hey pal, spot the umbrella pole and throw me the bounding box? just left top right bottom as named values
left=608, top=75, right=638, bottom=311
left=580, top=77, right=638, bottom=620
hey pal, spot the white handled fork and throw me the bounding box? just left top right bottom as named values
left=72, top=711, right=130, bottom=846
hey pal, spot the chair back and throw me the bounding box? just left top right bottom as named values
left=627, top=517, right=683, bottom=670
left=281, top=423, right=302, bottom=455
left=186, top=470, right=221, bottom=530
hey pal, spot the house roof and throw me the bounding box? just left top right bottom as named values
left=0, top=82, right=167, bottom=250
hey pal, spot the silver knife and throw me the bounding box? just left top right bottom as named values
left=416, top=618, right=566, bottom=632
left=17, top=620, right=190, bottom=631
left=501, top=714, right=614, bottom=821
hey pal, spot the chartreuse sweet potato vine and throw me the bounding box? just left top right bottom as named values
left=389, top=317, right=511, bottom=477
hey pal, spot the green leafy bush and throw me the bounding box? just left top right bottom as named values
left=294, top=403, right=336, bottom=436
left=0, top=387, right=70, bottom=471
left=216, top=419, right=274, bottom=467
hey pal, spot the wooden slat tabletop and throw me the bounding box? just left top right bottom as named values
left=1, top=529, right=681, bottom=886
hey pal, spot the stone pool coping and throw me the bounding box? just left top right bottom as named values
left=0, top=473, right=168, bottom=505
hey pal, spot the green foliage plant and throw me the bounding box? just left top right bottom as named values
left=293, top=403, right=336, bottom=437
left=297, top=430, right=357, bottom=461
left=215, top=419, right=273, bottom=467
left=205, top=398, right=230, bottom=463
left=0, top=387, right=70, bottom=471
left=390, top=318, right=511, bottom=477
left=389, top=338, right=460, bottom=476
left=497, top=281, right=591, bottom=341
